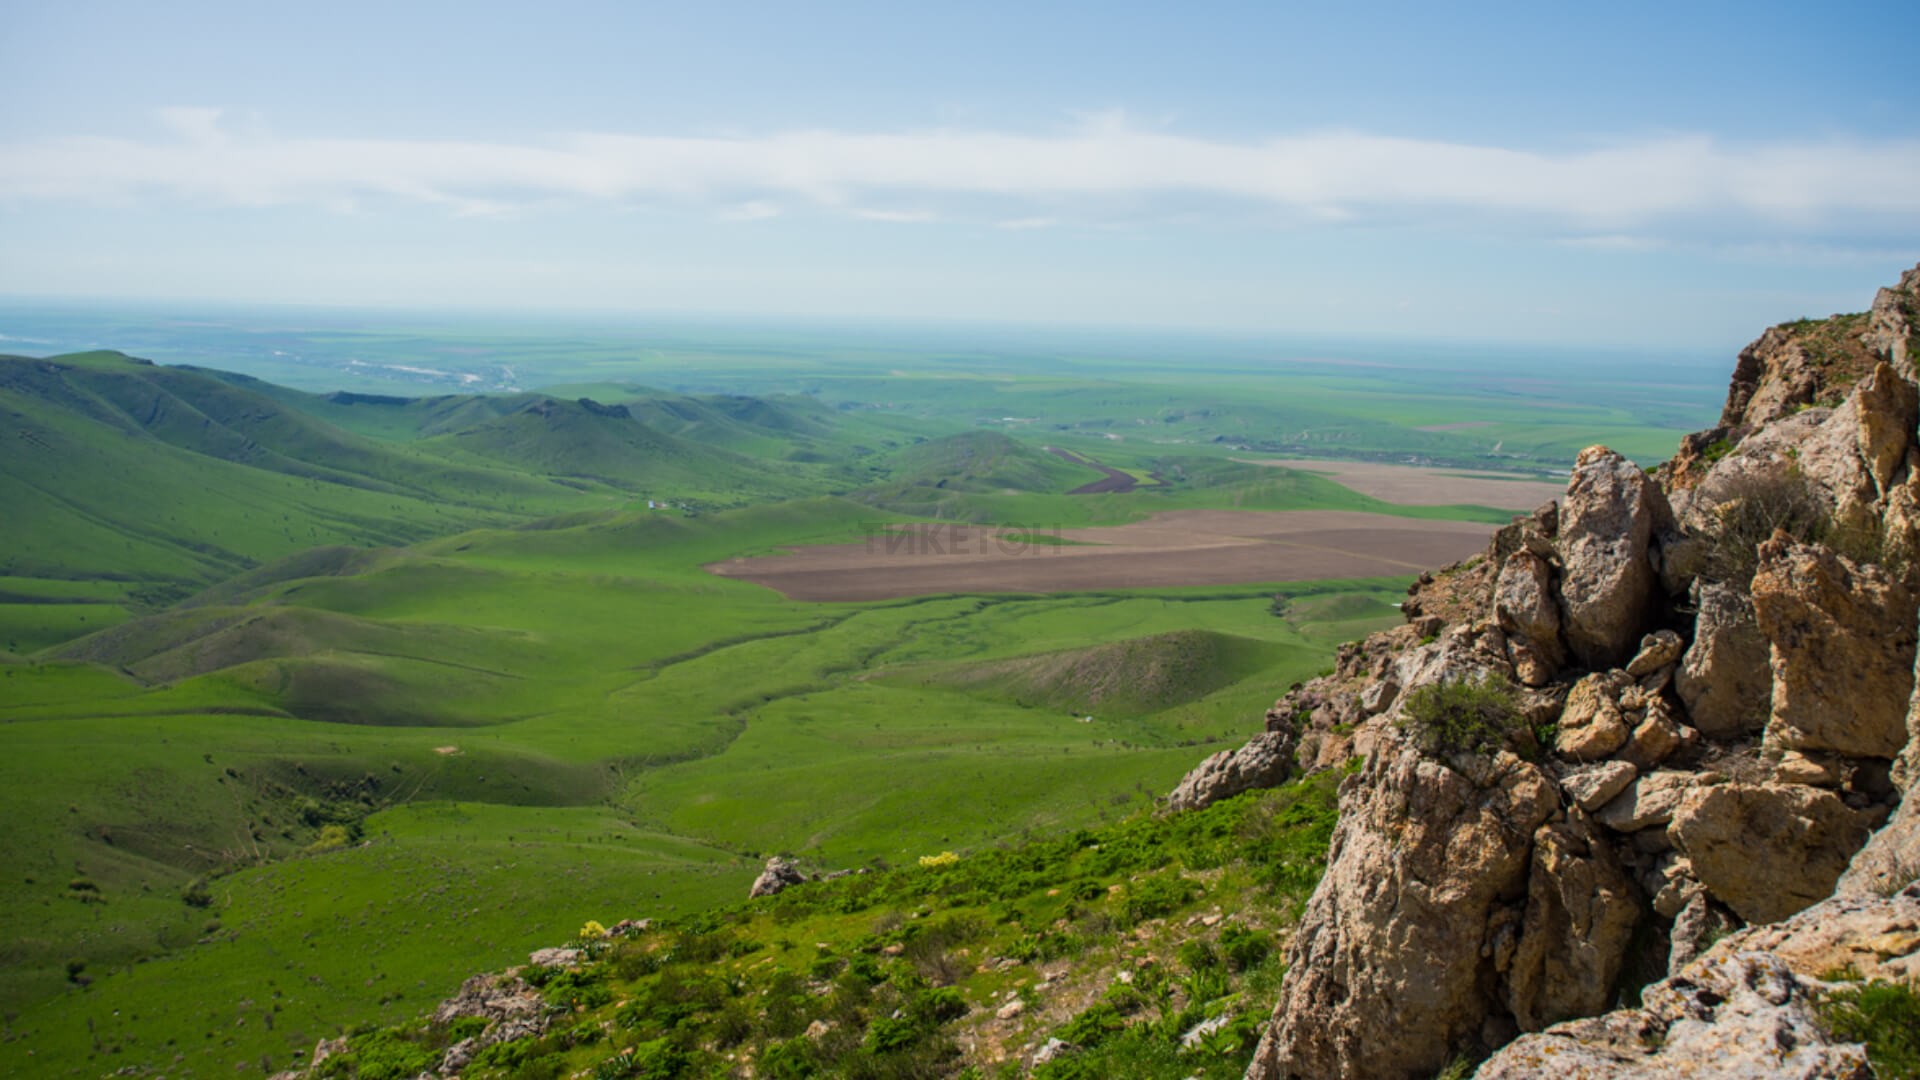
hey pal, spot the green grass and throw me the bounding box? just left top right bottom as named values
left=231, top=776, right=1342, bottom=1080
left=0, top=488, right=1404, bottom=1076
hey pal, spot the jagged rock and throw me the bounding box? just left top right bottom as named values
left=1623, top=631, right=1682, bottom=678
left=1359, top=677, right=1399, bottom=714
left=1851, top=361, right=1920, bottom=497
left=1558, top=447, right=1669, bottom=669
left=1775, top=751, right=1847, bottom=788
left=1562, top=761, right=1637, bottom=812
left=1645, top=852, right=1701, bottom=918
left=1837, top=735, right=1920, bottom=899
left=1556, top=671, right=1634, bottom=762
left=1701, top=882, right=1920, bottom=984
left=1839, top=799, right=1920, bottom=901
left=526, top=947, right=581, bottom=968
left=1675, top=582, right=1771, bottom=739
left=1866, top=264, right=1920, bottom=377
left=1494, top=551, right=1565, bottom=687
left=1667, top=893, right=1739, bottom=975
left=1669, top=782, right=1878, bottom=925
left=1248, top=737, right=1556, bottom=1079
left=1593, top=770, right=1700, bottom=833
left=1164, top=728, right=1295, bottom=812
left=749, top=856, right=810, bottom=899
left=432, top=972, right=545, bottom=1028
left=1505, top=818, right=1642, bottom=1032
left=1616, top=702, right=1681, bottom=771
left=1475, top=951, right=1871, bottom=1079
left=310, top=1038, right=347, bottom=1068
left=1752, top=538, right=1917, bottom=760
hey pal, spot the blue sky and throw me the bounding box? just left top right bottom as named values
left=1, top=0, right=1915, bottom=348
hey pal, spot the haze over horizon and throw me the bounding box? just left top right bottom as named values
left=2, top=0, right=1916, bottom=350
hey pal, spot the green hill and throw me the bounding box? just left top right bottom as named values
left=903, top=629, right=1288, bottom=716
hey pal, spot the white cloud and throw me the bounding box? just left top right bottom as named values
left=995, top=216, right=1059, bottom=230
left=1, top=109, right=1916, bottom=236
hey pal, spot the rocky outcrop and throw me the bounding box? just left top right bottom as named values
left=1224, top=265, right=1920, bottom=1079
left=1475, top=951, right=1871, bottom=1079
left=1164, top=728, right=1295, bottom=811
left=1675, top=581, right=1771, bottom=738
left=1557, top=447, right=1669, bottom=669
left=1504, top=818, right=1642, bottom=1032
left=748, top=856, right=810, bottom=898
left=1494, top=550, right=1565, bottom=686
left=1669, top=782, right=1879, bottom=925
left=1867, top=263, right=1920, bottom=382
left=1753, top=537, right=1918, bottom=761
left=1479, top=884, right=1920, bottom=1078
left=1246, top=735, right=1556, bottom=1079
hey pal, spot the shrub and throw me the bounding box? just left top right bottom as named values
left=314, top=1030, right=437, bottom=1080
left=918, top=851, right=960, bottom=869
left=1700, top=467, right=1830, bottom=587
left=1396, top=674, right=1521, bottom=757
left=1218, top=925, right=1272, bottom=972
left=1058, top=1002, right=1127, bottom=1048
left=1817, top=980, right=1920, bottom=1079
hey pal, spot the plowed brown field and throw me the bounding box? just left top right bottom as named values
left=705, top=509, right=1496, bottom=601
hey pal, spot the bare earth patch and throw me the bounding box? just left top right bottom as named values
left=705, top=510, right=1495, bottom=601
left=1237, top=458, right=1565, bottom=509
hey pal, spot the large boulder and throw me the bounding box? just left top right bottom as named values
left=1504, top=818, right=1642, bottom=1032
left=1752, top=538, right=1917, bottom=760
left=1557, top=447, right=1669, bottom=669
left=1494, top=551, right=1565, bottom=687
left=1163, top=728, right=1295, bottom=812
left=1669, top=782, right=1879, bottom=925
left=1674, top=581, right=1771, bottom=738
left=1247, top=736, right=1556, bottom=1079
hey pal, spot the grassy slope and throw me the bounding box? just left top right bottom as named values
left=256, top=776, right=1346, bottom=1080
left=0, top=494, right=1402, bottom=1076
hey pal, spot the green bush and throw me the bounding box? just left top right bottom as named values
left=1818, top=980, right=1920, bottom=1079
left=1218, top=926, right=1272, bottom=972
left=1058, top=1002, right=1127, bottom=1048
left=1396, top=674, right=1521, bottom=757
left=314, top=1029, right=437, bottom=1080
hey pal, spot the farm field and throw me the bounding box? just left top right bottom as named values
left=1234, top=459, right=1569, bottom=508
left=707, top=510, right=1494, bottom=601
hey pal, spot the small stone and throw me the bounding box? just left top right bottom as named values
left=1618, top=708, right=1681, bottom=771
left=1774, top=751, right=1846, bottom=788
left=1556, top=672, right=1633, bottom=762
left=1625, top=630, right=1684, bottom=677
left=1562, top=761, right=1637, bottom=811
left=1594, top=771, right=1698, bottom=833
left=996, top=999, right=1024, bottom=1020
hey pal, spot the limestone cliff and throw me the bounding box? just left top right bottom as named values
left=1175, top=263, right=1920, bottom=1079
